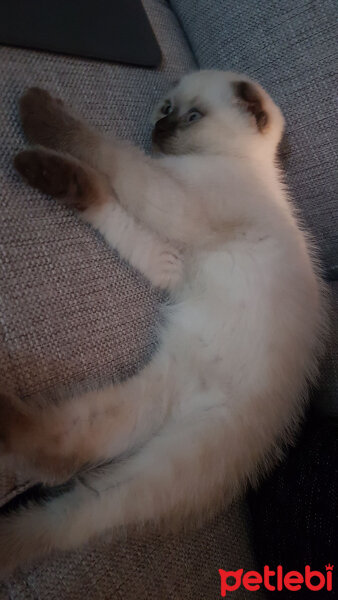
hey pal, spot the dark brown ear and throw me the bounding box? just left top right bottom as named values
left=233, top=81, right=268, bottom=132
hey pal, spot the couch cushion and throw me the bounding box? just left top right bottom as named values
left=0, top=502, right=265, bottom=600
left=170, top=0, right=338, bottom=279
left=315, top=280, right=338, bottom=416
left=0, top=0, right=196, bottom=404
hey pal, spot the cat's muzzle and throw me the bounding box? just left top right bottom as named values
left=152, top=111, right=178, bottom=152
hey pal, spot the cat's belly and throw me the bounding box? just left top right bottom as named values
left=158, top=275, right=273, bottom=414
left=158, top=305, right=234, bottom=415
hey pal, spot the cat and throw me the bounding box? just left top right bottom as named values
left=0, top=70, right=327, bottom=575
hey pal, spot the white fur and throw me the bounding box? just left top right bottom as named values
left=0, top=71, right=327, bottom=575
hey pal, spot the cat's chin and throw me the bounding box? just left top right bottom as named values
left=151, top=135, right=181, bottom=156
left=151, top=140, right=170, bottom=155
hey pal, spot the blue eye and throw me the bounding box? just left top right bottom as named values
left=161, top=101, right=173, bottom=116
left=187, top=109, right=203, bottom=124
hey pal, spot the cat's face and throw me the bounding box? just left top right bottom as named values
left=151, top=70, right=284, bottom=157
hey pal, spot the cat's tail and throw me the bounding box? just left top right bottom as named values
left=0, top=405, right=276, bottom=577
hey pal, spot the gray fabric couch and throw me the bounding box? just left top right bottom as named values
left=0, top=0, right=337, bottom=597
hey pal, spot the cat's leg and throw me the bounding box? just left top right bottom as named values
left=14, top=147, right=183, bottom=290
left=0, top=406, right=236, bottom=576
left=19, top=87, right=103, bottom=166
left=0, top=359, right=167, bottom=486
left=18, top=88, right=207, bottom=245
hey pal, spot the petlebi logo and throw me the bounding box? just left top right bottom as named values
left=219, top=564, right=334, bottom=596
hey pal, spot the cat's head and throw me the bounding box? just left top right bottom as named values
left=151, top=70, right=284, bottom=158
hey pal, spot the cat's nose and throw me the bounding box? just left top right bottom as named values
left=154, top=114, right=177, bottom=134
left=152, top=112, right=178, bottom=149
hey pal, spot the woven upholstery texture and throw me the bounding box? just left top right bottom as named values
left=0, top=0, right=195, bottom=404
left=314, top=281, right=338, bottom=417
left=0, top=503, right=265, bottom=600
left=170, top=0, right=338, bottom=279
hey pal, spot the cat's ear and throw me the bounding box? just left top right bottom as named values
left=233, top=81, right=268, bottom=132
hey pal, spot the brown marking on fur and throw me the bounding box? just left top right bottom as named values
left=0, top=392, right=92, bottom=483
left=0, top=391, right=50, bottom=458
left=233, top=81, right=268, bottom=132
left=19, top=87, right=100, bottom=162
left=20, top=87, right=79, bottom=149
left=30, top=449, right=85, bottom=484
left=0, top=389, right=126, bottom=484
left=14, top=148, right=108, bottom=211
left=0, top=393, right=33, bottom=453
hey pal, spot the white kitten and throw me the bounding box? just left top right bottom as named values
left=2, top=70, right=327, bottom=574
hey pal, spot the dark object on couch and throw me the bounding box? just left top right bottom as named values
left=0, top=0, right=161, bottom=67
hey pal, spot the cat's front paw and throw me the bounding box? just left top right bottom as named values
left=19, top=87, right=67, bottom=147
left=150, top=246, right=184, bottom=290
